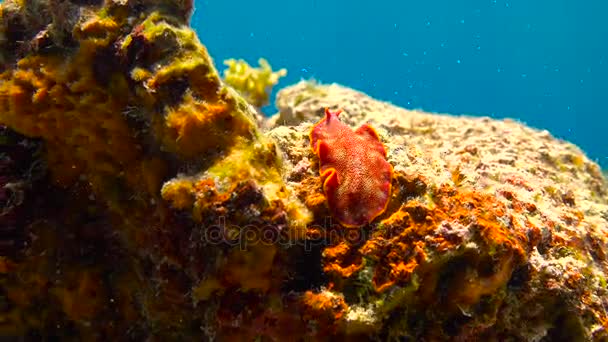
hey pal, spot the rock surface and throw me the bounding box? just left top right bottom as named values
left=1, top=0, right=607, bottom=338
left=266, top=80, right=608, bottom=340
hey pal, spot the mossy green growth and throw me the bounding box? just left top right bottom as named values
left=376, top=273, right=421, bottom=316
left=140, top=11, right=198, bottom=49
left=293, top=80, right=329, bottom=106
left=223, top=58, right=287, bottom=108
left=206, top=137, right=282, bottom=191
left=213, top=135, right=309, bottom=217
left=161, top=134, right=312, bottom=228
left=118, top=11, right=216, bottom=95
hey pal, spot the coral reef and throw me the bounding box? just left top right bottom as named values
left=223, top=57, right=287, bottom=108
left=1, top=0, right=607, bottom=339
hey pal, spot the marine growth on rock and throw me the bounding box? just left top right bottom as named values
left=1, top=0, right=607, bottom=340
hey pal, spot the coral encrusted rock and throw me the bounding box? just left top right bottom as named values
left=266, top=80, right=608, bottom=340
left=0, top=0, right=311, bottom=338
left=1, top=0, right=607, bottom=339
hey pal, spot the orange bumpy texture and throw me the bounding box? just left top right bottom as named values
left=0, top=0, right=313, bottom=338
left=310, top=108, right=392, bottom=227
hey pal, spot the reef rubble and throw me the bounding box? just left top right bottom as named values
left=0, top=0, right=607, bottom=340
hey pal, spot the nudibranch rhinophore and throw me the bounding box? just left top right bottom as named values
left=309, top=108, right=392, bottom=227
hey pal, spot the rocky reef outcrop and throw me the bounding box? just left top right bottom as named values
left=267, top=81, right=608, bottom=340
left=1, top=0, right=607, bottom=340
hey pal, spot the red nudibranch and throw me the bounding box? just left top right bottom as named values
left=309, top=108, right=392, bottom=227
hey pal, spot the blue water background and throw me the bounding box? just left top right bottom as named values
left=193, top=0, right=607, bottom=168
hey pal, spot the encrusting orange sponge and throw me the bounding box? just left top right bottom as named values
left=310, top=108, right=392, bottom=227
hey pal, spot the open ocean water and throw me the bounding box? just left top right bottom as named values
left=193, top=0, right=608, bottom=170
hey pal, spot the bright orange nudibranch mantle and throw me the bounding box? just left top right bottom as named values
left=309, top=108, right=392, bottom=227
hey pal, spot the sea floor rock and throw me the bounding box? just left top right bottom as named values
left=1, top=0, right=607, bottom=338
left=266, top=80, right=608, bottom=340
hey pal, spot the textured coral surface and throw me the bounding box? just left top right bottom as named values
left=267, top=81, right=608, bottom=340
left=1, top=0, right=607, bottom=340
left=0, top=0, right=311, bottom=339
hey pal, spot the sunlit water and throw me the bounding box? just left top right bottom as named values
left=193, top=0, right=608, bottom=169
